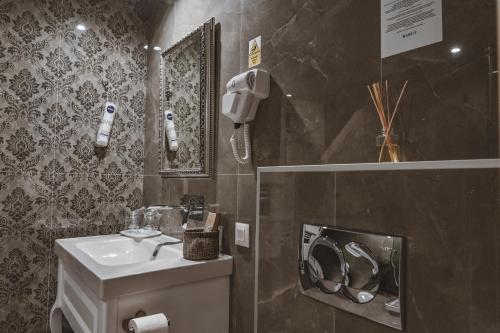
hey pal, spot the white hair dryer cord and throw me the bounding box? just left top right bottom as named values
left=230, top=123, right=251, bottom=165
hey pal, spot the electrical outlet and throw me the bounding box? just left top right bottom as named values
left=235, top=222, right=250, bottom=248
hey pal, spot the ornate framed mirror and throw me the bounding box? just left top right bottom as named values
left=159, top=18, right=215, bottom=177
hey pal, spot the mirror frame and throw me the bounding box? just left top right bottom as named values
left=159, top=18, right=216, bottom=178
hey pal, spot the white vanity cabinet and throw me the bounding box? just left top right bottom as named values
left=49, top=235, right=232, bottom=333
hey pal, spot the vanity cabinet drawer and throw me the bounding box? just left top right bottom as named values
left=59, top=263, right=118, bottom=333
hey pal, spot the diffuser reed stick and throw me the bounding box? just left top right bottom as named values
left=367, top=80, right=408, bottom=163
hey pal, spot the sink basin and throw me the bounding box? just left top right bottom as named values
left=54, top=234, right=233, bottom=300
left=75, top=237, right=181, bottom=266
left=76, top=237, right=151, bottom=266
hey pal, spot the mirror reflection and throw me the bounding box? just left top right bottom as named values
left=159, top=18, right=215, bottom=177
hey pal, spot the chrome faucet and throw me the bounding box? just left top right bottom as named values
left=149, top=238, right=182, bottom=260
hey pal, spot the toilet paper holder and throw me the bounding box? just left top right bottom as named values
left=122, top=310, right=170, bottom=332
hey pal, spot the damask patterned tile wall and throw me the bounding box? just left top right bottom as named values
left=0, top=0, right=147, bottom=331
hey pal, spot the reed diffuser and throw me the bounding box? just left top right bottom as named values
left=367, top=80, right=408, bottom=163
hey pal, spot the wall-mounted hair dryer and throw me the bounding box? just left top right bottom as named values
left=222, top=69, right=270, bottom=164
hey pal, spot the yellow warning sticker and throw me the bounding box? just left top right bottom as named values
left=248, top=36, right=262, bottom=68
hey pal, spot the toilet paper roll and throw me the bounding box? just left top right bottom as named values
left=129, top=313, right=169, bottom=333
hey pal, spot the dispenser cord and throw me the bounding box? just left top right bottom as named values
left=230, top=122, right=251, bottom=164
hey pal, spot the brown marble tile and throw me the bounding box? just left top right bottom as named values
left=294, top=172, right=336, bottom=226
left=211, top=175, right=244, bottom=332
left=159, top=177, right=217, bottom=205
left=239, top=0, right=382, bottom=169
left=236, top=174, right=257, bottom=223
left=213, top=1, right=242, bottom=175
left=257, top=172, right=337, bottom=332
left=225, top=174, right=255, bottom=333
left=382, top=0, right=498, bottom=161
left=463, top=169, right=500, bottom=333
left=213, top=174, right=238, bottom=252
left=142, top=175, right=164, bottom=205
left=238, top=0, right=498, bottom=168
left=255, top=168, right=500, bottom=332
left=334, top=169, right=500, bottom=332
left=257, top=173, right=297, bottom=332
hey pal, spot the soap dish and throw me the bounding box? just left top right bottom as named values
left=120, top=229, right=162, bottom=239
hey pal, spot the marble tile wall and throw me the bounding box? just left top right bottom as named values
left=239, top=0, right=497, bottom=167
left=143, top=0, right=499, bottom=332
left=258, top=169, right=500, bottom=332
left=0, top=0, right=146, bottom=331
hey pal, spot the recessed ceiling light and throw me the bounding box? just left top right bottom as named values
left=143, top=45, right=149, bottom=50
left=76, top=24, right=86, bottom=31
left=450, top=47, right=461, bottom=54
left=286, top=94, right=292, bottom=98
left=153, top=46, right=162, bottom=51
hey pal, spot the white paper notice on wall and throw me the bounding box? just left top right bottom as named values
left=381, top=0, right=443, bottom=58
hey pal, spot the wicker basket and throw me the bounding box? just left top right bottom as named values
left=183, top=229, right=219, bottom=260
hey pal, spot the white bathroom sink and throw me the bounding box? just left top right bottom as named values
left=76, top=237, right=151, bottom=266
left=75, top=237, right=181, bottom=266
left=54, top=234, right=233, bottom=300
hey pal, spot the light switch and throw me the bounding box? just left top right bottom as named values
left=235, top=222, right=250, bottom=248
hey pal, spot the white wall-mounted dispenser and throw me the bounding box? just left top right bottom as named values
left=222, top=69, right=270, bottom=164
left=95, top=102, right=117, bottom=147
